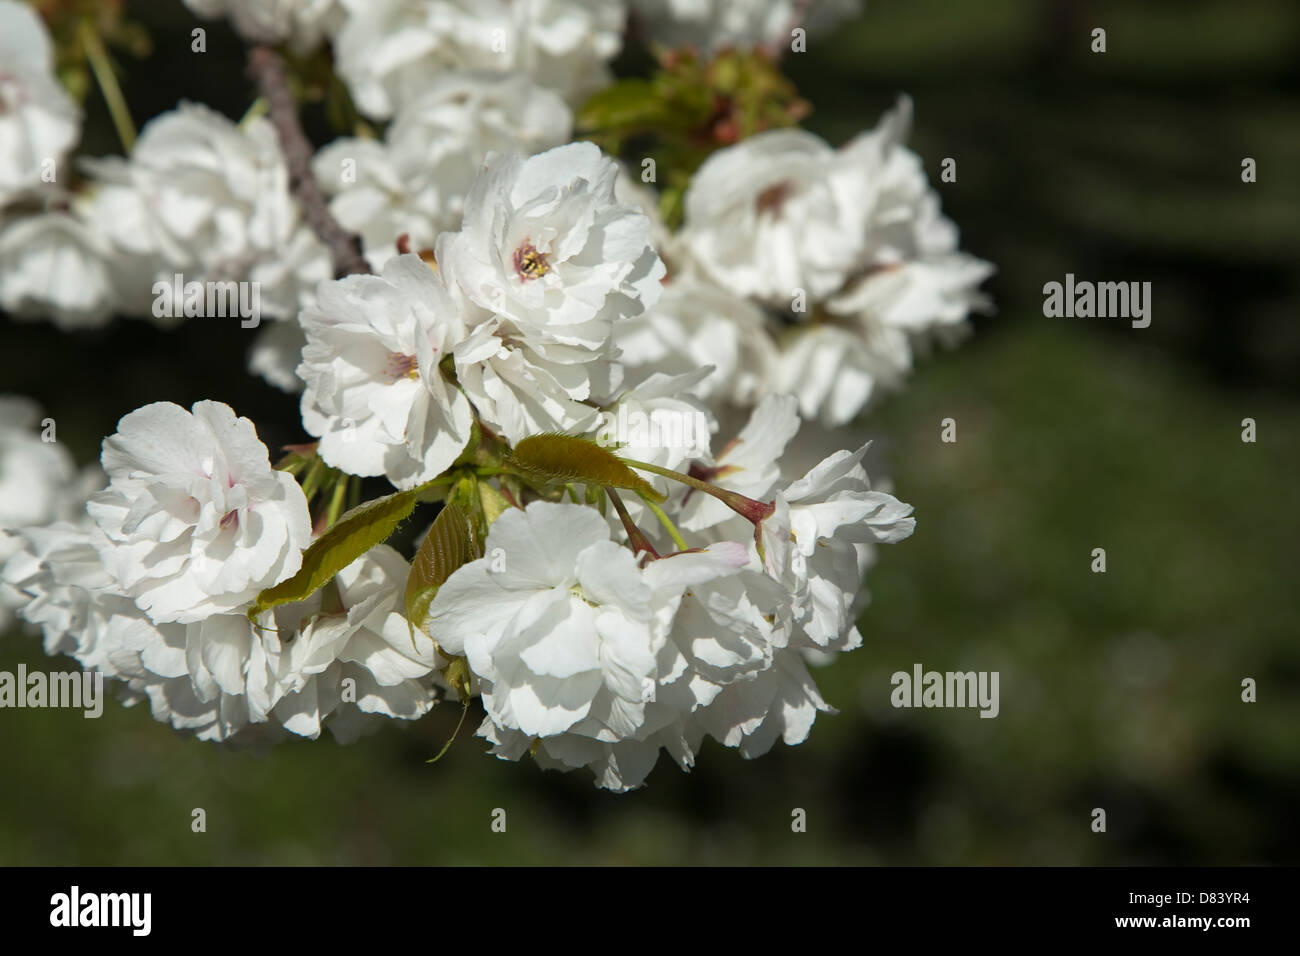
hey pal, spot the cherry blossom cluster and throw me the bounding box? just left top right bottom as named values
left=1, top=0, right=991, bottom=790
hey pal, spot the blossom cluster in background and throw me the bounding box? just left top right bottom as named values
left=0, top=0, right=992, bottom=790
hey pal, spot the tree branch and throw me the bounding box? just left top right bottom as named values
left=246, top=44, right=370, bottom=279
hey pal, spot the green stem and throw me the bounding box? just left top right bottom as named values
left=299, top=457, right=327, bottom=504
left=240, top=96, right=269, bottom=128
left=323, top=470, right=349, bottom=529
left=618, top=457, right=710, bottom=493
left=619, top=457, right=774, bottom=525
left=638, top=491, right=688, bottom=551
left=427, top=700, right=470, bottom=765
left=79, top=20, right=136, bottom=152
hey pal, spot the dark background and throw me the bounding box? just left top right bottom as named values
left=1, top=0, right=1297, bottom=863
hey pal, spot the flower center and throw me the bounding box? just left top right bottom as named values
left=568, top=583, right=598, bottom=608
left=756, top=180, right=794, bottom=215
left=0, top=74, right=20, bottom=116
left=513, top=241, right=549, bottom=281
left=385, top=352, right=419, bottom=382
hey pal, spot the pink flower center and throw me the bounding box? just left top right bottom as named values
left=385, top=352, right=419, bottom=382
left=756, top=180, right=794, bottom=215
left=512, top=241, right=549, bottom=281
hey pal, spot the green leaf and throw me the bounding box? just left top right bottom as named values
left=404, top=503, right=482, bottom=632
left=506, top=433, right=665, bottom=502
left=249, top=485, right=425, bottom=618
left=477, top=481, right=512, bottom=528
left=577, top=79, right=666, bottom=133
left=273, top=445, right=316, bottom=477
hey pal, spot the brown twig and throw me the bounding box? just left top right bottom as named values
left=246, top=44, right=370, bottom=279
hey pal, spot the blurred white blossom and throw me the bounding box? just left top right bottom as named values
left=0, top=0, right=80, bottom=207
left=181, top=0, right=345, bottom=53
left=315, top=71, right=572, bottom=269
left=334, top=0, right=625, bottom=119
left=628, top=0, right=860, bottom=52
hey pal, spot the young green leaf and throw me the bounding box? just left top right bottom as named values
left=506, top=433, right=665, bottom=502
left=248, top=485, right=423, bottom=618
left=577, top=78, right=664, bottom=136
left=404, top=502, right=482, bottom=632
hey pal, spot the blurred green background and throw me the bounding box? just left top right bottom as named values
left=2, top=0, right=1298, bottom=864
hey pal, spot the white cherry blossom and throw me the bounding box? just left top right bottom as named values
left=440, top=142, right=666, bottom=443
left=757, top=443, right=915, bottom=647
left=315, top=71, right=572, bottom=270
left=442, top=142, right=664, bottom=334
left=81, top=102, right=330, bottom=324
left=693, top=646, right=833, bottom=758
left=427, top=502, right=659, bottom=740
left=450, top=523, right=754, bottom=790
left=275, top=545, right=441, bottom=740
left=87, top=400, right=312, bottom=625
left=773, top=320, right=910, bottom=427
left=615, top=276, right=779, bottom=409
left=298, top=253, right=475, bottom=488
left=825, top=96, right=995, bottom=346
left=677, top=393, right=800, bottom=532
left=0, top=517, right=262, bottom=742
left=429, top=502, right=751, bottom=753
left=592, top=369, right=715, bottom=496
left=680, top=128, right=871, bottom=305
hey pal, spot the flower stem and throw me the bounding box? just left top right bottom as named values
left=323, top=470, right=349, bottom=530
left=618, top=457, right=710, bottom=492
left=619, top=457, right=774, bottom=525
left=637, top=491, right=688, bottom=551
left=606, top=487, right=659, bottom=559
left=79, top=19, right=136, bottom=152
left=299, top=457, right=328, bottom=504
left=239, top=96, right=269, bottom=128
left=427, top=699, right=470, bottom=764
